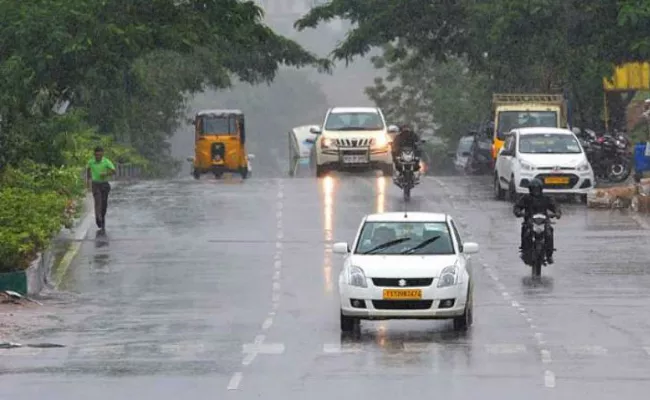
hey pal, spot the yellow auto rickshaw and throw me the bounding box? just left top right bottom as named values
left=188, top=109, right=251, bottom=179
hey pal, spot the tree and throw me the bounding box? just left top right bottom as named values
left=295, top=0, right=650, bottom=130
left=365, top=44, right=491, bottom=141
left=0, top=0, right=331, bottom=173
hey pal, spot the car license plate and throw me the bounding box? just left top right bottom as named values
left=544, top=176, right=569, bottom=184
left=382, top=289, right=422, bottom=300
left=343, top=155, right=367, bottom=163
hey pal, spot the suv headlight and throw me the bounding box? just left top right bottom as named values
left=348, top=266, right=368, bottom=288
left=437, top=266, right=459, bottom=288
left=577, top=161, right=591, bottom=171
left=372, top=135, right=389, bottom=148
left=320, top=136, right=335, bottom=149
left=519, top=160, right=535, bottom=171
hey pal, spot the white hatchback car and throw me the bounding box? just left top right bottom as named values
left=494, top=127, right=595, bottom=202
left=333, top=212, right=479, bottom=333
left=309, top=107, right=398, bottom=177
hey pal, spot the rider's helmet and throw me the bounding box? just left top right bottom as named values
left=528, top=178, right=543, bottom=197
left=399, top=124, right=413, bottom=134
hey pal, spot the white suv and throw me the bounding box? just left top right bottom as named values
left=309, top=107, right=397, bottom=177
left=494, top=127, right=595, bottom=202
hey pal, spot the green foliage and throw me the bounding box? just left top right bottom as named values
left=366, top=46, right=491, bottom=142
left=297, top=0, right=650, bottom=130
left=0, top=187, right=68, bottom=272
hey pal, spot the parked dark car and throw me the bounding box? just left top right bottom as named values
left=453, top=131, right=493, bottom=175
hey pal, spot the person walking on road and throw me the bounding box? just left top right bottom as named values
left=87, top=146, right=115, bottom=231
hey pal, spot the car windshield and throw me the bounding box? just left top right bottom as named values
left=354, top=221, right=455, bottom=255
left=518, top=133, right=582, bottom=154
left=457, top=136, right=474, bottom=154
left=324, top=112, right=384, bottom=131
left=497, top=111, right=557, bottom=134
left=200, top=116, right=236, bottom=135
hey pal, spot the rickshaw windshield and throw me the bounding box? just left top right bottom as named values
left=200, top=116, right=237, bottom=135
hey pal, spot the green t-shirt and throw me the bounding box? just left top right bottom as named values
left=88, top=157, right=115, bottom=182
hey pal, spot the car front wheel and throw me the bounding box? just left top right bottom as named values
left=453, top=287, right=473, bottom=331
left=340, top=310, right=360, bottom=333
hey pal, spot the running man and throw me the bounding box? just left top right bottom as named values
left=87, top=146, right=115, bottom=230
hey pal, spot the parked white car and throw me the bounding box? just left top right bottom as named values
left=493, top=127, right=595, bottom=202
left=333, top=212, right=479, bottom=333
left=309, top=107, right=398, bottom=177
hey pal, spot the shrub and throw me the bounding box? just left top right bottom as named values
left=0, top=187, right=67, bottom=272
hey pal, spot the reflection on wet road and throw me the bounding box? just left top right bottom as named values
left=3, top=172, right=650, bottom=399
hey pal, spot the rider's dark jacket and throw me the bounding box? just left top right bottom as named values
left=513, top=193, right=560, bottom=219
left=392, top=130, right=420, bottom=157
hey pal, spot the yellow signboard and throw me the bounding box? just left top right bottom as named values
left=603, top=62, right=650, bottom=91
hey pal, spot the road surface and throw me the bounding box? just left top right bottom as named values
left=2, top=169, right=650, bottom=399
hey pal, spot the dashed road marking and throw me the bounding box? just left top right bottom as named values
left=544, top=370, right=556, bottom=388
left=227, top=372, right=243, bottom=390
left=323, top=343, right=363, bottom=354
left=565, top=345, right=608, bottom=356
left=485, top=344, right=527, bottom=354
left=541, top=349, right=552, bottom=363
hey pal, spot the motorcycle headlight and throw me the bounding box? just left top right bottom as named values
left=532, top=224, right=546, bottom=233
left=437, top=266, right=458, bottom=288
left=348, top=266, right=368, bottom=288
left=519, top=160, right=535, bottom=171
left=576, top=161, right=591, bottom=171
left=401, top=152, right=414, bottom=162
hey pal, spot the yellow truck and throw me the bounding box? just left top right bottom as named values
left=491, top=93, right=568, bottom=160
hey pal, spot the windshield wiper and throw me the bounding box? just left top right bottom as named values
left=400, top=236, right=440, bottom=254
left=361, top=237, right=411, bottom=254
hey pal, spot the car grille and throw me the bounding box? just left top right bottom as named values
left=372, top=300, right=433, bottom=310
left=372, top=278, right=434, bottom=287
left=536, top=166, right=574, bottom=171
left=335, top=138, right=371, bottom=147
left=341, top=149, right=368, bottom=156
left=534, top=173, right=579, bottom=189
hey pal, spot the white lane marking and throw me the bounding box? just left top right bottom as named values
left=485, top=344, right=527, bottom=354
left=242, top=352, right=257, bottom=365
left=227, top=372, right=243, bottom=390
left=277, top=231, right=284, bottom=239
left=159, top=342, right=206, bottom=354
left=273, top=271, right=281, bottom=280
left=74, top=345, right=124, bottom=357
left=274, top=260, right=282, bottom=269
left=643, top=346, right=650, bottom=356
left=272, top=282, right=281, bottom=291
left=541, top=349, right=552, bottom=363
left=323, top=343, right=363, bottom=354
left=402, top=342, right=444, bottom=353
left=276, top=241, right=282, bottom=249
left=565, top=345, right=608, bottom=356
left=262, top=317, right=273, bottom=330
left=544, top=370, right=556, bottom=388
left=0, top=347, right=44, bottom=356
left=272, top=292, right=280, bottom=302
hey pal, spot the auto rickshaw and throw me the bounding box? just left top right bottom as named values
left=187, top=109, right=252, bottom=179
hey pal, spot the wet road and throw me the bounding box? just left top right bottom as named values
left=2, top=171, right=650, bottom=399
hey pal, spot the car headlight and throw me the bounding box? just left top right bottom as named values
left=320, top=137, right=335, bottom=148
left=348, top=266, right=368, bottom=288
left=576, top=161, right=591, bottom=172
left=437, top=265, right=458, bottom=288
left=519, top=160, right=535, bottom=171
left=373, top=135, right=389, bottom=148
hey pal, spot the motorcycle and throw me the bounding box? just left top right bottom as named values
left=520, top=212, right=558, bottom=278
left=580, top=129, right=632, bottom=183
left=393, top=147, right=420, bottom=201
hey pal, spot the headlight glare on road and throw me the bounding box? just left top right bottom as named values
left=437, top=266, right=458, bottom=288
left=348, top=266, right=368, bottom=288
left=577, top=161, right=590, bottom=171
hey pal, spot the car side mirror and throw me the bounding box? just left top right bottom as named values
left=388, top=125, right=399, bottom=133
left=333, top=242, right=350, bottom=254
left=309, top=126, right=322, bottom=135
left=463, top=242, right=479, bottom=254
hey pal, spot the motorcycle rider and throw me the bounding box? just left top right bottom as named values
left=513, top=178, right=561, bottom=264
left=391, top=124, right=422, bottom=176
